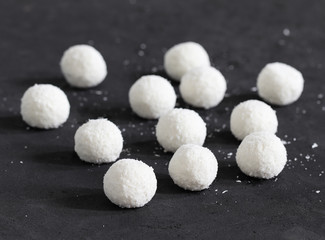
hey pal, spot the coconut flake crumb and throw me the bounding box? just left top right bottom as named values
left=283, top=28, right=291, bottom=36
left=222, top=190, right=228, bottom=194
left=312, top=143, right=318, bottom=149
left=140, top=43, right=147, bottom=49
left=138, top=50, right=145, bottom=57
left=281, top=140, right=291, bottom=145
left=251, top=87, right=257, bottom=92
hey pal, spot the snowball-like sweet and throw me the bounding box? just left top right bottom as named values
left=257, top=62, right=304, bottom=105
left=60, top=44, right=107, bottom=88
left=103, top=159, right=157, bottom=208
left=74, top=119, right=123, bottom=164
left=230, top=100, right=278, bottom=140
left=129, top=75, right=176, bottom=119
left=20, top=84, right=70, bottom=129
left=156, top=108, right=207, bottom=152
left=236, top=131, right=287, bottom=179
left=164, top=42, right=210, bottom=81
left=168, top=144, right=218, bottom=191
left=180, top=66, right=227, bottom=109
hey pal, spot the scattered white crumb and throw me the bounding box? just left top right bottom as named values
left=235, top=180, right=241, bottom=183
left=140, top=43, right=146, bottom=49
left=20, top=161, right=23, bottom=164
left=222, top=190, right=228, bottom=194
left=282, top=140, right=291, bottom=145
left=318, top=93, right=323, bottom=99
left=283, top=28, right=290, bottom=36
left=305, top=155, right=310, bottom=160
left=312, top=143, right=318, bottom=149
left=251, top=87, right=257, bottom=92
left=315, top=190, right=320, bottom=194
left=138, top=50, right=145, bottom=57
left=278, top=39, right=285, bottom=46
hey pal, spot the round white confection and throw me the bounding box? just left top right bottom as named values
left=180, top=66, right=227, bottom=109
left=74, top=119, right=123, bottom=164
left=164, top=42, right=210, bottom=81
left=21, top=84, right=70, bottom=129
left=230, top=100, right=278, bottom=140
left=236, top=131, right=287, bottom=179
left=103, top=159, right=157, bottom=208
left=60, top=44, right=107, bottom=88
left=129, top=75, right=176, bottom=119
left=257, top=62, right=304, bottom=105
left=156, top=108, right=207, bottom=152
left=168, top=144, right=218, bottom=191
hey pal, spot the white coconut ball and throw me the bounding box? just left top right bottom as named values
left=257, top=62, right=304, bottom=105
left=164, top=42, right=210, bottom=81
left=129, top=75, right=176, bottom=119
left=103, top=159, right=157, bottom=208
left=230, top=100, right=278, bottom=140
left=74, top=119, right=123, bottom=164
left=168, top=144, right=218, bottom=191
left=156, top=108, right=207, bottom=152
left=60, top=44, right=107, bottom=88
left=236, top=131, right=287, bottom=179
left=180, top=66, right=227, bottom=109
left=20, top=84, right=70, bottom=129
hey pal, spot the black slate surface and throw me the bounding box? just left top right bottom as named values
left=0, top=0, right=324, bottom=239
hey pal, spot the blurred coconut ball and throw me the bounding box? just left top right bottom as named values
left=20, top=84, right=70, bottom=129
left=236, top=131, right=287, bottom=179
left=74, top=119, right=123, bottom=164
left=257, top=62, right=304, bottom=105
left=129, top=75, right=176, bottom=119
left=156, top=108, right=207, bottom=152
left=180, top=66, right=227, bottom=109
left=164, top=42, right=210, bottom=81
left=60, top=44, right=107, bottom=88
left=168, top=144, right=218, bottom=191
left=230, top=100, right=278, bottom=140
left=103, top=159, right=157, bottom=208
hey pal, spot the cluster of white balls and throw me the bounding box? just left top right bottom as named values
left=19, top=41, right=304, bottom=208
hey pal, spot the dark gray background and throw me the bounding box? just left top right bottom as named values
left=0, top=0, right=324, bottom=239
